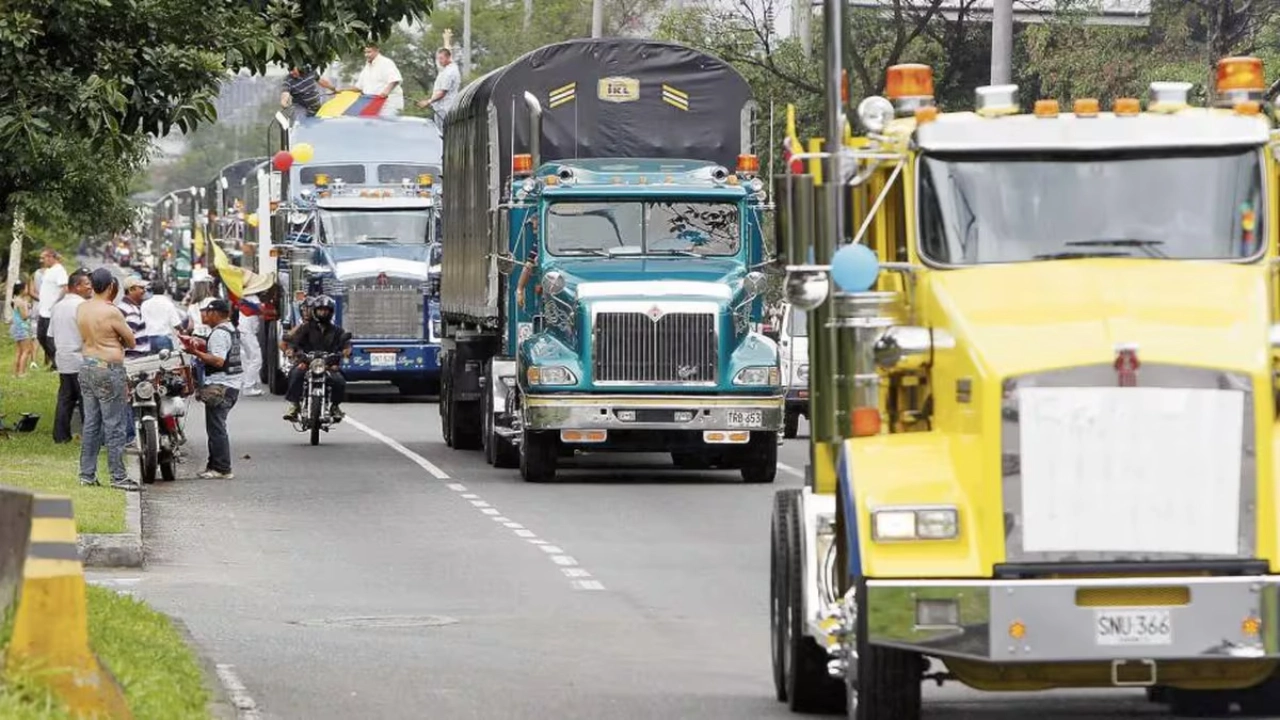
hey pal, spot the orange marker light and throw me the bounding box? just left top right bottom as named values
left=852, top=407, right=882, bottom=437
left=737, top=154, right=760, bottom=175
left=1009, top=621, right=1027, bottom=640
left=1073, top=98, right=1100, bottom=117
left=1217, top=56, right=1265, bottom=93
left=841, top=69, right=849, bottom=105
left=885, top=64, right=935, bottom=100
left=1034, top=99, right=1059, bottom=118
left=1113, top=98, right=1141, bottom=116
left=512, top=153, right=533, bottom=175
left=914, top=106, right=939, bottom=124
left=1235, top=100, right=1262, bottom=116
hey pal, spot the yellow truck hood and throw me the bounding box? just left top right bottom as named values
left=927, top=260, right=1271, bottom=376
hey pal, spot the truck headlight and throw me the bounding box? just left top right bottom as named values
left=872, top=507, right=958, bottom=541
left=527, top=365, right=576, bottom=386
left=733, top=366, right=780, bottom=386
left=795, top=364, right=809, bottom=383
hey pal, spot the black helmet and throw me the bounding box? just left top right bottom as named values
left=311, top=294, right=336, bottom=323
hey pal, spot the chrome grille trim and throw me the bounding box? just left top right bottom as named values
left=1001, top=364, right=1256, bottom=564
left=341, top=281, right=425, bottom=339
left=591, top=303, right=719, bottom=386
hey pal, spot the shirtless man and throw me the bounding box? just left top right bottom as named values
left=76, top=268, right=139, bottom=490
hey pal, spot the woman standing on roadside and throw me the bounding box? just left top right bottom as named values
left=9, top=280, right=36, bottom=377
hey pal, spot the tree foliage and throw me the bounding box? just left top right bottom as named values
left=0, top=0, right=431, bottom=255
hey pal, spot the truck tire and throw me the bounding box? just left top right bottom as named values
left=440, top=355, right=454, bottom=447
left=742, top=432, right=778, bottom=484
left=780, top=488, right=845, bottom=713
left=784, top=411, right=800, bottom=439
left=451, top=396, right=481, bottom=450
left=268, top=324, right=288, bottom=396
left=1237, top=666, right=1280, bottom=715
left=850, top=578, right=924, bottom=720
left=770, top=492, right=790, bottom=703
left=1167, top=688, right=1231, bottom=717
left=520, top=430, right=558, bottom=483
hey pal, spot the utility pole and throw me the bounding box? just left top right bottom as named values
left=463, top=0, right=473, bottom=77
left=591, top=0, right=603, bottom=37
left=523, top=0, right=532, bottom=31
left=4, top=208, right=23, bottom=327
left=991, top=0, right=1013, bottom=85
left=797, top=0, right=813, bottom=58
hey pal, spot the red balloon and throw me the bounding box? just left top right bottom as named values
left=272, top=150, right=294, bottom=171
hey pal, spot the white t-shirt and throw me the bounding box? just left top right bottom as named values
left=141, top=295, right=185, bottom=339
left=187, top=304, right=208, bottom=335
left=38, top=263, right=68, bottom=318
left=50, top=295, right=85, bottom=373
left=432, top=62, right=462, bottom=117
left=356, top=54, right=404, bottom=114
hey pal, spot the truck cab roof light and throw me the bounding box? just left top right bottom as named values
left=913, top=106, right=938, bottom=124
left=737, top=154, right=760, bottom=176
left=1073, top=98, right=1100, bottom=117
left=1033, top=99, right=1059, bottom=118
left=417, top=174, right=433, bottom=186
left=1216, top=56, right=1266, bottom=107
left=852, top=407, right=882, bottom=437
left=512, top=153, right=533, bottom=176
left=974, top=85, right=1019, bottom=117
left=1113, top=97, right=1141, bottom=116
left=314, top=173, right=330, bottom=187
left=1235, top=100, right=1262, bottom=116
left=1148, top=81, right=1192, bottom=113
left=885, top=64, right=935, bottom=114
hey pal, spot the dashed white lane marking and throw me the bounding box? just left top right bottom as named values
left=215, top=664, right=263, bottom=719
left=346, top=415, right=606, bottom=592
left=778, top=462, right=805, bottom=479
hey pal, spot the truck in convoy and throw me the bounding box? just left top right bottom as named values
left=439, top=38, right=783, bottom=483
left=769, top=57, right=1280, bottom=718
left=262, top=113, right=445, bottom=396
left=777, top=304, right=809, bottom=439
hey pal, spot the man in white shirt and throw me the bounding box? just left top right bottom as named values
left=416, top=48, right=462, bottom=135
left=50, top=270, right=92, bottom=443
left=141, top=281, right=186, bottom=352
left=35, top=248, right=68, bottom=369
left=353, top=44, right=403, bottom=116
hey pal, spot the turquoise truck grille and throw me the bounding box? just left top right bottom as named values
left=342, top=281, right=425, bottom=340
left=592, top=311, right=717, bottom=385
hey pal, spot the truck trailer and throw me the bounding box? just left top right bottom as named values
left=439, top=38, right=784, bottom=483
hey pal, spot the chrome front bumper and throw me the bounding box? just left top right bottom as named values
left=523, top=393, right=784, bottom=432
left=866, top=575, right=1280, bottom=662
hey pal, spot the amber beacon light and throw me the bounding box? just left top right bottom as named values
left=1217, top=57, right=1265, bottom=93
left=885, top=64, right=935, bottom=101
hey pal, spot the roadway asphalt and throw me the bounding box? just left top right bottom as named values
left=87, top=384, right=1202, bottom=719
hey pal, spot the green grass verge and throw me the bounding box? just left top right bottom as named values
left=1, top=586, right=212, bottom=720
left=0, top=334, right=125, bottom=534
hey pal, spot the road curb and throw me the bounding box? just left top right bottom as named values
left=165, top=613, right=240, bottom=720
left=79, top=491, right=144, bottom=568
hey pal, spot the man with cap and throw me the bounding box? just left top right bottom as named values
left=186, top=298, right=242, bottom=479
left=76, top=268, right=139, bottom=490
left=116, top=275, right=151, bottom=358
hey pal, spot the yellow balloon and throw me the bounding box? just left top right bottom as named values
left=291, top=142, right=315, bottom=164
left=246, top=213, right=259, bottom=228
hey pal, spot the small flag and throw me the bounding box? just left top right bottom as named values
left=316, top=90, right=388, bottom=118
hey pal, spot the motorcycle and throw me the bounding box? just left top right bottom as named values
left=124, top=349, right=196, bottom=483
left=290, top=350, right=343, bottom=446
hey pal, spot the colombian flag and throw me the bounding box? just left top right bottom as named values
left=193, top=224, right=244, bottom=299
left=316, top=90, right=388, bottom=118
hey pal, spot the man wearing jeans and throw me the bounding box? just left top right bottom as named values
left=76, top=269, right=139, bottom=490
left=50, top=270, right=92, bottom=443
left=187, top=299, right=242, bottom=479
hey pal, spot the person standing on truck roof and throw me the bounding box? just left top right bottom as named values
left=281, top=67, right=336, bottom=117
left=350, top=44, right=403, bottom=116
left=416, top=48, right=461, bottom=135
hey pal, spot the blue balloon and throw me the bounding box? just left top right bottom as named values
left=830, top=244, right=880, bottom=292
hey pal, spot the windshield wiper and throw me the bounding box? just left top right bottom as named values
left=356, top=236, right=400, bottom=244
left=646, top=249, right=700, bottom=257
left=1064, top=239, right=1167, bottom=258
left=1033, top=251, right=1132, bottom=260
left=556, top=247, right=611, bottom=257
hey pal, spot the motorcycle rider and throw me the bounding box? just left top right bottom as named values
left=282, top=295, right=351, bottom=422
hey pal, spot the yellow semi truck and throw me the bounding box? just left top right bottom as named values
left=770, top=56, right=1280, bottom=718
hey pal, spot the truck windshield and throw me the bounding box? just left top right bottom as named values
left=918, top=148, right=1265, bottom=264
left=787, top=308, right=807, bottom=337
left=318, top=209, right=432, bottom=245
left=545, top=200, right=740, bottom=256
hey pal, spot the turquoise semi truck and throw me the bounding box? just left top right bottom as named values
left=265, top=114, right=445, bottom=395
left=439, top=38, right=783, bottom=483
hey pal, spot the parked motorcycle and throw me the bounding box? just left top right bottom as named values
left=290, top=351, right=342, bottom=446
left=124, top=349, right=195, bottom=483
